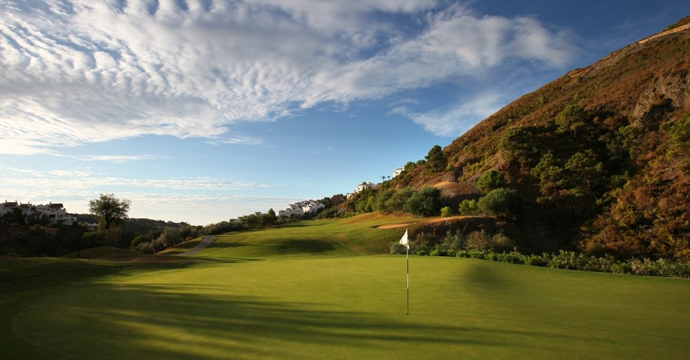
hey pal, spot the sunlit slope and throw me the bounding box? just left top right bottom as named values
left=181, top=213, right=418, bottom=260
left=6, top=255, right=690, bottom=360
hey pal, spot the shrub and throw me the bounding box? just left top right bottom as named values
left=555, top=104, right=588, bottom=135
left=491, top=233, right=515, bottom=252
left=425, top=145, right=447, bottom=173
left=439, top=230, right=466, bottom=251
left=458, top=199, right=479, bottom=215
left=477, top=170, right=507, bottom=194
left=388, top=241, right=406, bottom=255
left=440, top=206, right=453, bottom=217
left=404, top=186, right=442, bottom=217
left=478, top=188, right=521, bottom=219
left=466, top=230, right=492, bottom=251
left=386, top=187, right=416, bottom=211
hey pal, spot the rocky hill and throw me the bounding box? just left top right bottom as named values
left=392, top=16, right=690, bottom=260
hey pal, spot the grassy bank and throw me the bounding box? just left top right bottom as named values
left=1, top=214, right=689, bottom=359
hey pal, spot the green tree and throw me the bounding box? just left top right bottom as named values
left=385, top=187, right=416, bottom=211
left=477, top=170, right=507, bottom=194
left=404, top=186, right=442, bottom=217
left=564, top=152, right=605, bottom=198
left=425, top=145, right=447, bottom=173
left=478, top=188, right=521, bottom=219
left=530, top=152, right=567, bottom=203
left=555, top=104, right=588, bottom=136
left=376, top=189, right=396, bottom=213
left=458, top=199, right=479, bottom=215
left=440, top=206, right=453, bottom=217
left=498, top=127, right=538, bottom=165
left=89, top=194, right=131, bottom=230
left=662, top=115, right=690, bottom=158
left=365, top=196, right=375, bottom=213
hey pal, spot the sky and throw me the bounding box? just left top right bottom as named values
left=1, top=0, right=689, bottom=225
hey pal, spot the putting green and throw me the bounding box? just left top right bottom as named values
left=2, top=215, right=690, bottom=359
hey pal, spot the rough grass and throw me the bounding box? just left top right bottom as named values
left=1, top=214, right=689, bottom=360
left=62, top=247, right=147, bottom=259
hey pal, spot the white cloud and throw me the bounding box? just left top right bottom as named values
left=393, top=93, right=506, bottom=136
left=80, top=155, right=164, bottom=163
left=0, top=0, right=577, bottom=154
left=0, top=188, right=300, bottom=224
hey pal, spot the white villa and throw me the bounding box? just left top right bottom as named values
left=393, top=166, right=404, bottom=178
left=277, top=200, right=325, bottom=218
left=354, top=181, right=375, bottom=193
left=0, top=200, right=77, bottom=226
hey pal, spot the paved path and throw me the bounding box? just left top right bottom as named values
left=177, top=235, right=215, bottom=256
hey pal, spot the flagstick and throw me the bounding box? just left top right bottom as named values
left=406, top=245, right=409, bottom=315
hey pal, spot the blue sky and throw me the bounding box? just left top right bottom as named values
left=1, top=0, right=688, bottom=225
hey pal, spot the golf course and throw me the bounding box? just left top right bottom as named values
left=2, top=214, right=689, bottom=360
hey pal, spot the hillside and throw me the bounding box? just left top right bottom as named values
left=391, top=16, right=690, bottom=260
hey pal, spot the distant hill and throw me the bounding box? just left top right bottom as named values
left=74, top=214, right=189, bottom=233
left=391, top=16, right=690, bottom=260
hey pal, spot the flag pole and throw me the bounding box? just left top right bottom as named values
left=400, top=229, right=410, bottom=315
left=406, top=244, right=409, bottom=315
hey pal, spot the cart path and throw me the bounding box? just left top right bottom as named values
left=177, top=235, right=215, bottom=256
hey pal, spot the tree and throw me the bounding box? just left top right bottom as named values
left=89, top=194, right=131, bottom=230
left=425, top=145, right=447, bottom=173
left=440, top=206, right=453, bottom=217
left=386, top=187, right=416, bottom=211
left=498, top=127, right=539, bottom=165
left=404, top=186, right=442, bottom=217
left=459, top=199, right=479, bottom=215
left=555, top=104, right=588, bottom=136
left=564, top=152, right=605, bottom=198
left=478, top=188, right=521, bottom=220
left=477, top=170, right=507, bottom=194
left=530, top=152, right=567, bottom=203
left=376, top=189, right=396, bottom=212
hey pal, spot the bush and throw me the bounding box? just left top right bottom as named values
left=404, top=186, right=442, bottom=217
left=439, top=230, right=466, bottom=251
left=478, top=188, right=521, bottom=219
left=458, top=199, right=479, bottom=215
left=389, top=241, right=406, bottom=255
left=477, top=170, right=507, bottom=194
left=440, top=206, right=453, bottom=217
left=386, top=187, right=416, bottom=212
left=466, top=230, right=492, bottom=251
left=408, top=243, right=690, bottom=278
left=491, top=233, right=515, bottom=252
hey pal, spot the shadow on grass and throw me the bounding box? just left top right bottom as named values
left=275, top=239, right=336, bottom=254
left=15, top=283, right=525, bottom=360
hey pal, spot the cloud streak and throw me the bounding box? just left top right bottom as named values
left=0, top=0, right=577, bottom=154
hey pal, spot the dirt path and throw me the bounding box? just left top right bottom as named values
left=176, top=235, right=215, bottom=256
left=375, top=215, right=488, bottom=229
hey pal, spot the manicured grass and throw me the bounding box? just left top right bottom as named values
left=1, top=214, right=689, bottom=359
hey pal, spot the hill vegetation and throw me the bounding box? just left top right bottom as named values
left=340, top=16, right=690, bottom=261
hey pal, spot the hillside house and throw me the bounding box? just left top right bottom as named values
left=0, top=200, right=77, bottom=225
left=393, top=167, right=404, bottom=178
left=354, top=182, right=375, bottom=194
left=277, top=200, right=324, bottom=218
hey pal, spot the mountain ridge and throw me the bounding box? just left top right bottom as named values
left=389, top=15, right=690, bottom=259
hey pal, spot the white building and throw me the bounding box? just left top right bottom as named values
left=393, top=167, right=404, bottom=178
left=354, top=182, right=375, bottom=194
left=277, top=200, right=324, bottom=218
left=0, top=200, right=77, bottom=226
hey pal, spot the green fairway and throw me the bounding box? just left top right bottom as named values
left=2, top=215, right=689, bottom=359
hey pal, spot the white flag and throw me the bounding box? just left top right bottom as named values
left=399, top=229, right=409, bottom=249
